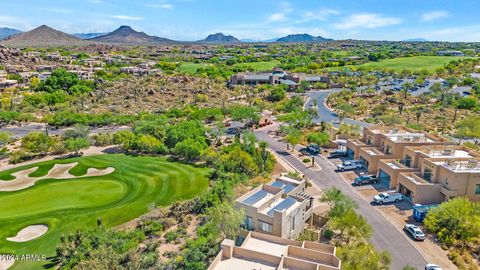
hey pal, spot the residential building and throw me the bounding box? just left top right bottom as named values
left=437, top=50, right=465, bottom=56
left=347, top=126, right=480, bottom=204
left=228, top=68, right=329, bottom=89
left=208, top=231, right=341, bottom=270
left=346, top=126, right=450, bottom=185
left=395, top=145, right=480, bottom=204
left=0, top=70, right=18, bottom=90
left=235, top=175, right=313, bottom=239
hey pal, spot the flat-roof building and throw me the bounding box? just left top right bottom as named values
left=229, top=68, right=329, bottom=89
left=236, top=176, right=313, bottom=239
left=347, top=126, right=480, bottom=204
left=208, top=231, right=341, bottom=270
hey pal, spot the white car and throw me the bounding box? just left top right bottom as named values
left=336, top=161, right=363, bottom=172
left=405, top=224, right=425, bottom=241
left=425, top=264, right=442, bottom=270
left=373, top=192, right=403, bottom=204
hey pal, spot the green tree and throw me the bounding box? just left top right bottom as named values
left=113, top=130, right=137, bottom=151
left=220, top=146, right=259, bottom=177
left=64, top=137, right=90, bottom=154
left=135, top=134, right=167, bottom=154
left=173, top=138, right=206, bottom=160
left=21, top=131, right=54, bottom=154
left=424, top=197, right=480, bottom=246
left=455, top=115, right=480, bottom=144
left=206, top=201, right=245, bottom=239
left=336, top=103, right=355, bottom=123
left=285, top=127, right=301, bottom=151
left=306, top=131, right=330, bottom=146
left=0, top=131, right=11, bottom=147
left=337, top=242, right=391, bottom=270
left=268, top=85, right=287, bottom=101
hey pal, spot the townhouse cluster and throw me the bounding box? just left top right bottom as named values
left=346, top=126, right=480, bottom=204
left=208, top=175, right=342, bottom=270
left=0, top=51, right=161, bottom=91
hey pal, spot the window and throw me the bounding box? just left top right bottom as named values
left=423, top=168, right=432, bottom=182
left=244, top=216, right=253, bottom=230
left=475, top=184, right=480, bottom=195
left=404, top=155, right=412, bottom=167
left=367, top=137, right=373, bottom=145
left=385, top=146, right=392, bottom=155
left=259, top=220, right=273, bottom=233
left=291, top=218, right=295, bottom=230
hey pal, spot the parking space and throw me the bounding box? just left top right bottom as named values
left=334, top=166, right=457, bottom=270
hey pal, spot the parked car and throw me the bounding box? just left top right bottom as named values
left=336, top=160, right=363, bottom=172
left=425, top=264, right=442, bottom=270
left=405, top=224, right=426, bottom=241
left=329, top=150, right=348, bottom=158
left=353, top=175, right=378, bottom=186
left=373, top=192, right=403, bottom=204
left=307, top=144, right=321, bottom=154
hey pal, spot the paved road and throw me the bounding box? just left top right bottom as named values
left=0, top=123, right=130, bottom=138
left=255, top=126, right=428, bottom=270
left=305, top=90, right=372, bottom=128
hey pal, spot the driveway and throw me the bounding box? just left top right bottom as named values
left=254, top=125, right=428, bottom=270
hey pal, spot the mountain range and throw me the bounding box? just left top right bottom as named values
left=73, top=32, right=107, bottom=39
left=90, top=25, right=175, bottom=44
left=0, top=27, right=23, bottom=40
left=201, top=33, right=240, bottom=43
left=276, top=34, right=334, bottom=43
left=0, top=25, right=86, bottom=47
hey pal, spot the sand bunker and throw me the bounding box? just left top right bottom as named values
left=0, top=258, right=15, bottom=270
left=0, top=163, right=115, bottom=192
left=6, top=225, right=48, bottom=242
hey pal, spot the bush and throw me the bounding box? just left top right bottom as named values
left=302, top=158, right=311, bottom=163
left=92, top=133, right=114, bottom=146
left=323, top=229, right=334, bottom=239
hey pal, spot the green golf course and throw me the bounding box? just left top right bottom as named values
left=0, top=154, right=210, bottom=270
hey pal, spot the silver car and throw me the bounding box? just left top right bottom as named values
left=405, top=224, right=425, bottom=241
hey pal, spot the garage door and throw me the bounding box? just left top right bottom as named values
left=378, top=170, right=391, bottom=187
left=347, top=148, right=354, bottom=158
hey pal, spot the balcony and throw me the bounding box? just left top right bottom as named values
left=399, top=172, right=434, bottom=186
left=440, top=186, right=462, bottom=197
left=359, top=147, right=393, bottom=159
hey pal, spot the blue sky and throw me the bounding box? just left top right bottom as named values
left=1, top=0, right=480, bottom=41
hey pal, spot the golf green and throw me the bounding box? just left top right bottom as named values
left=0, top=154, right=210, bottom=270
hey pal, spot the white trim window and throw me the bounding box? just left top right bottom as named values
left=258, top=220, right=273, bottom=233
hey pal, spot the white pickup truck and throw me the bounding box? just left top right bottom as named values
left=373, top=192, right=403, bottom=205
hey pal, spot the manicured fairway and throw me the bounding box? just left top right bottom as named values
left=358, top=56, right=467, bottom=71
left=328, top=56, right=471, bottom=72
left=0, top=154, right=210, bottom=270
left=233, top=60, right=280, bottom=71
left=178, top=62, right=212, bottom=73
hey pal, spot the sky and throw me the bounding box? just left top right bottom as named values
left=1, top=0, right=480, bottom=42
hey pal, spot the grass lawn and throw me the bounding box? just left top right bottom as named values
left=329, top=56, right=471, bottom=72
left=0, top=154, right=210, bottom=270
left=233, top=60, right=280, bottom=71
left=178, top=62, right=212, bottom=73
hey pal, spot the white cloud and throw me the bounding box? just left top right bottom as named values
left=300, top=9, right=339, bottom=22
left=333, top=13, right=401, bottom=30
left=421, top=10, right=449, bottom=22
left=87, top=0, right=103, bottom=3
left=269, top=12, right=287, bottom=22
left=146, top=3, right=174, bottom=9
left=109, top=15, right=144, bottom=20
